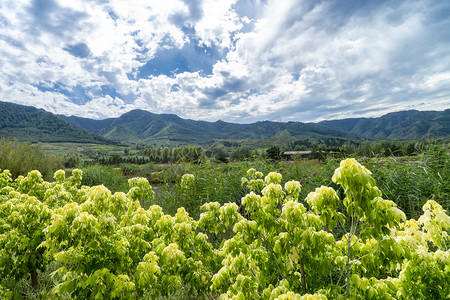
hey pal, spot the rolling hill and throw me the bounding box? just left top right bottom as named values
left=61, top=108, right=450, bottom=145
left=317, top=109, right=450, bottom=140
left=0, top=101, right=116, bottom=144
left=60, top=109, right=355, bottom=145
left=1, top=101, right=448, bottom=145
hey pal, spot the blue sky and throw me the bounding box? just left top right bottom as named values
left=0, top=0, right=449, bottom=123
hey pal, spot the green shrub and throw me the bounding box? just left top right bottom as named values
left=0, top=138, right=63, bottom=180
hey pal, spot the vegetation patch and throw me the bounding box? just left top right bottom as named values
left=0, top=156, right=449, bottom=299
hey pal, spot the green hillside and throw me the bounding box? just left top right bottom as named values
left=0, top=101, right=115, bottom=144
left=3, top=101, right=448, bottom=146
left=317, top=109, right=450, bottom=139
left=61, top=109, right=354, bottom=145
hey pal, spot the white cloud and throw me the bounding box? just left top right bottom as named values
left=197, top=0, right=450, bottom=122
left=417, top=72, right=450, bottom=91
left=194, top=0, right=242, bottom=48
left=0, top=0, right=449, bottom=123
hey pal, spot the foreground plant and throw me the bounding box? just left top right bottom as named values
left=0, top=158, right=448, bottom=299
left=202, top=159, right=449, bottom=299
left=0, top=171, right=52, bottom=290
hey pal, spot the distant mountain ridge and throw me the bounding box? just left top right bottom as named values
left=1, top=101, right=448, bottom=145
left=0, top=101, right=115, bottom=144
left=61, top=108, right=450, bottom=144
left=317, top=109, right=450, bottom=139
left=60, top=109, right=354, bottom=145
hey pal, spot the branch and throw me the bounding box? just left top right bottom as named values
left=261, top=235, right=284, bottom=281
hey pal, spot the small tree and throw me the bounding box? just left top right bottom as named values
left=230, top=146, right=253, bottom=161
left=266, top=146, right=281, bottom=160
left=0, top=170, right=52, bottom=290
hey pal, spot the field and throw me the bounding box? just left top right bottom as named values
left=40, top=143, right=132, bottom=158
left=0, top=140, right=449, bottom=299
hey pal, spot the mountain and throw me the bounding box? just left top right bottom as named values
left=0, top=101, right=115, bottom=144
left=60, top=109, right=354, bottom=145
left=317, top=109, right=450, bottom=139
left=2, top=101, right=448, bottom=145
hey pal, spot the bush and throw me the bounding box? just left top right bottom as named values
left=266, top=145, right=281, bottom=160
left=230, top=146, right=254, bottom=161
left=0, top=138, right=63, bottom=180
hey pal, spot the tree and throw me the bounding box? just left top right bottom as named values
left=230, top=146, right=253, bottom=161
left=266, top=146, right=281, bottom=160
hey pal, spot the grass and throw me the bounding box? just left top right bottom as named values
left=366, top=151, right=449, bottom=218
left=73, top=148, right=448, bottom=221
left=40, top=141, right=448, bottom=221
left=40, top=142, right=130, bottom=158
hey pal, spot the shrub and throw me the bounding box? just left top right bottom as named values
left=0, top=138, right=63, bottom=180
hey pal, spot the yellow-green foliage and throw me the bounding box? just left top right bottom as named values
left=0, top=158, right=449, bottom=299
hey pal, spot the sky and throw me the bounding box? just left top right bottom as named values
left=0, top=0, right=449, bottom=123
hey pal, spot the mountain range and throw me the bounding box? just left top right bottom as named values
left=1, top=101, right=449, bottom=145
left=318, top=110, right=450, bottom=140
left=59, top=109, right=354, bottom=145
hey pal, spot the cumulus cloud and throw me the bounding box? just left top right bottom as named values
left=0, top=0, right=449, bottom=122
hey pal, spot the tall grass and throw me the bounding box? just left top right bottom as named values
left=80, top=164, right=129, bottom=193
left=79, top=144, right=448, bottom=220
left=148, top=159, right=339, bottom=219
left=367, top=145, right=449, bottom=218
left=151, top=161, right=274, bottom=218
